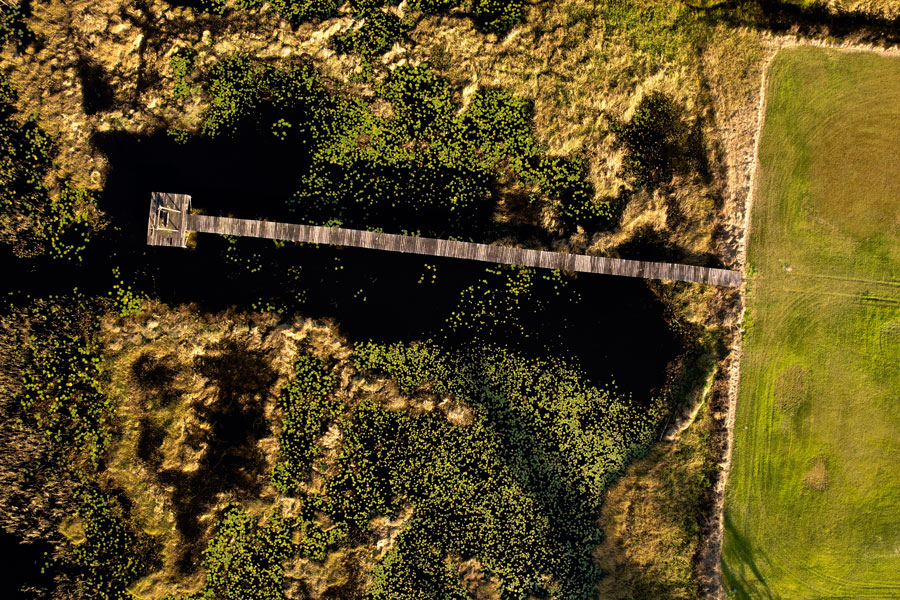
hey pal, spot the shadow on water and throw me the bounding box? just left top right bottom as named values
left=0, top=530, right=52, bottom=598
left=11, top=129, right=681, bottom=400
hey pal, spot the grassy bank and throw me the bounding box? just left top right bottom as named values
left=723, top=46, right=900, bottom=598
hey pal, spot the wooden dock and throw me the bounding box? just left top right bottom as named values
left=147, top=193, right=741, bottom=287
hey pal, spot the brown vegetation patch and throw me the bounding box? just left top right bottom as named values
left=454, top=557, right=501, bottom=600
left=880, top=320, right=900, bottom=352
left=803, top=456, right=828, bottom=492
left=100, top=303, right=358, bottom=597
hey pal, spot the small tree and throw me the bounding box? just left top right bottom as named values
left=612, top=91, right=679, bottom=188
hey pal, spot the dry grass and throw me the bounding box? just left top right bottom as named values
left=802, top=456, right=828, bottom=492
left=2, top=2, right=783, bottom=597
left=594, top=400, right=718, bottom=600
left=402, top=1, right=772, bottom=262
left=799, top=0, right=900, bottom=18
left=99, top=301, right=483, bottom=598
left=1, top=0, right=358, bottom=191
left=3, top=0, right=768, bottom=264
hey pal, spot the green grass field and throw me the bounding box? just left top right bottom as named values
left=723, top=47, right=900, bottom=599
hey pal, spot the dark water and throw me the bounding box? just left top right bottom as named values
left=6, top=130, right=682, bottom=401
left=0, top=531, right=51, bottom=598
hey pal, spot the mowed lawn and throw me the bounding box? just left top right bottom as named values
left=723, top=47, right=900, bottom=599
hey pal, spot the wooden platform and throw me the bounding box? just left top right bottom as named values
left=181, top=212, right=742, bottom=288
left=147, top=192, right=191, bottom=248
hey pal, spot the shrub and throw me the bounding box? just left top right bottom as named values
left=376, top=64, right=456, bottom=139
left=330, top=7, right=409, bottom=68
left=407, top=0, right=458, bottom=14
left=170, top=47, right=197, bottom=101
left=0, top=75, right=94, bottom=258
left=611, top=91, right=679, bottom=188
left=40, top=183, right=94, bottom=260
left=470, top=0, right=525, bottom=34
left=198, top=57, right=606, bottom=234
left=269, top=0, right=340, bottom=25
left=201, top=54, right=334, bottom=140
left=171, top=505, right=293, bottom=600
left=0, top=0, right=35, bottom=50
left=463, top=88, right=536, bottom=171
left=338, top=341, right=656, bottom=598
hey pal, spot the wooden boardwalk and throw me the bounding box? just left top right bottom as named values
left=181, top=213, right=741, bottom=287
left=145, top=193, right=740, bottom=287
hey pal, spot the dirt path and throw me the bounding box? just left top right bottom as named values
left=698, top=34, right=900, bottom=599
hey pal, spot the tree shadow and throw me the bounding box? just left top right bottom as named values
left=156, top=338, right=278, bottom=571
left=756, top=0, right=900, bottom=44
left=721, top=511, right=776, bottom=600
left=76, top=57, right=117, bottom=115
left=614, top=223, right=727, bottom=269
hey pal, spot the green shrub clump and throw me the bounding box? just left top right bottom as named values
left=170, top=505, right=293, bottom=600
left=198, top=57, right=610, bottom=234
left=65, top=487, right=157, bottom=600
left=611, top=91, right=679, bottom=188
left=170, top=47, right=197, bottom=101
left=0, top=0, right=35, bottom=50
left=470, top=0, right=525, bottom=34
left=271, top=353, right=339, bottom=494
left=463, top=87, right=610, bottom=227
left=331, top=3, right=409, bottom=68
left=265, top=0, right=340, bottom=24
left=201, top=54, right=335, bottom=139
left=199, top=0, right=339, bottom=23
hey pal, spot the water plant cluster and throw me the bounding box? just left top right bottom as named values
left=260, top=341, right=663, bottom=599
left=194, top=55, right=612, bottom=236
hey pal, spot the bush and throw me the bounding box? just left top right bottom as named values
left=65, top=487, right=157, bottom=600
left=407, top=0, right=458, bottom=14
left=463, top=88, right=536, bottom=171
left=330, top=8, right=409, bottom=68
left=198, top=57, right=607, bottom=234
left=268, top=0, right=340, bottom=25
left=0, top=0, right=35, bottom=50
left=0, top=75, right=94, bottom=258
left=201, top=54, right=335, bottom=140
left=170, top=47, right=197, bottom=101
left=376, top=64, right=456, bottom=139
left=611, top=91, right=679, bottom=188
left=470, top=0, right=525, bottom=34
left=170, top=505, right=293, bottom=600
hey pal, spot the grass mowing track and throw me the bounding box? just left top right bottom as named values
left=722, top=46, right=900, bottom=599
